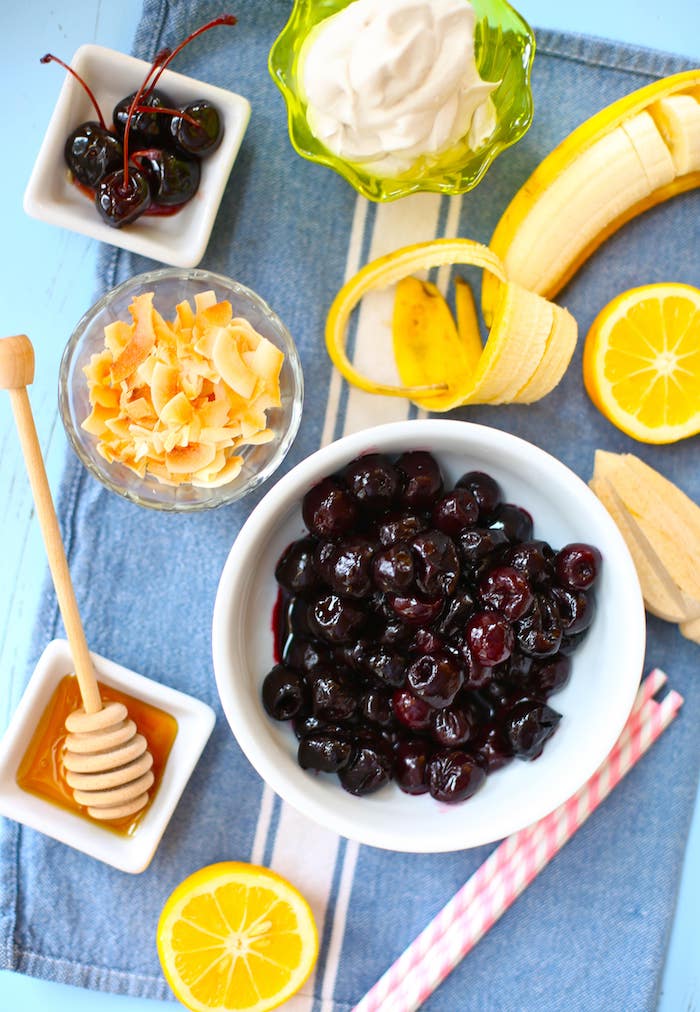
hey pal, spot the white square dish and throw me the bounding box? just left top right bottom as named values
left=0, top=639, right=215, bottom=873
left=24, top=44, right=251, bottom=267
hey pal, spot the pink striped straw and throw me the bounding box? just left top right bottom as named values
left=354, top=670, right=682, bottom=1012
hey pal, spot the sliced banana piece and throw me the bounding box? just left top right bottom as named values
left=498, top=120, right=665, bottom=298
left=620, top=110, right=676, bottom=188
left=514, top=302, right=578, bottom=403
left=473, top=283, right=553, bottom=404
left=649, top=94, right=700, bottom=175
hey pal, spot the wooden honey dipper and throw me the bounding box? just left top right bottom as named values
left=0, top=334, right=153, bottom=820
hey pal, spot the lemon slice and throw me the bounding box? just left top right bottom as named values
left=156, top=862, right=318, bottom=1012
left=583, top=282, right=700, bottom=443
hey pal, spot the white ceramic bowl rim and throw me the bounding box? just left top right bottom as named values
left=212, top=420, right=646, bottom=852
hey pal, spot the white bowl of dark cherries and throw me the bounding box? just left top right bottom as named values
left=24, top=16, right=250, bottom=266
left=213, top=420, right=645, bottom=852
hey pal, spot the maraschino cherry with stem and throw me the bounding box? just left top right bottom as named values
left=41, top=54, right=123, bottom=188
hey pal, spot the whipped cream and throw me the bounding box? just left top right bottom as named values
left=298, top=0, right=498, bottom=177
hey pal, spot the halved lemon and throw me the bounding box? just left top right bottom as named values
left=156, top=862, right=318, bottom=1012
left=583, top=282, right=700, bottom=443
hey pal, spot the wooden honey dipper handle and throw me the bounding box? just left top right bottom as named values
left=0, top=334, right=102, bottom=714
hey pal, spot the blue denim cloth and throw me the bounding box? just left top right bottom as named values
left=1, top=2, right=698, bottom=1008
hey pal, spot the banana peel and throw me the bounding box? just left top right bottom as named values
left=590, top=449, right=700, bottom=643
left=484, top=69, right=700, bottom=318
left=325, top=238, right=577, bottom=411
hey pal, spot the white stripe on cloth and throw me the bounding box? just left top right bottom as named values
left=251, top=190, right=464, bottom=1009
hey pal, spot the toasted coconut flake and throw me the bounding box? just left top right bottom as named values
left=111, top=292, right=157, bottom=383
left=165, top=442, right=217, bottom=474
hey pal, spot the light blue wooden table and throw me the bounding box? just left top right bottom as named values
left=1, top=1, right=698, bottom=1009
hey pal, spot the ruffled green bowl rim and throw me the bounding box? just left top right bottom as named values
left=268, top=0, right=535, bottom=202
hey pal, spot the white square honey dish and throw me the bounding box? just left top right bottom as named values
left=0, top=639, right=215, bottom=873
left=23, top=44, right=251, bottom=267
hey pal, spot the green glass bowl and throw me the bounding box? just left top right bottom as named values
left=269, top=0, right=535, bottom=202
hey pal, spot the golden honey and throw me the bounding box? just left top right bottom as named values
left=16, top=674, right=178, bottom=836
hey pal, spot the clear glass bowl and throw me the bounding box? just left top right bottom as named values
left=268, top=0, right=535, bottom=202
left=59, top=268, right=304, bottom=511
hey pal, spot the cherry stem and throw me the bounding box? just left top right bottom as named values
left=133, top=104, right=201, bottom=130
left=40, top=53, right=106, bottom=130
left=122, top=49, right=171, bottom=187
left=143, top=15, right=237, bottom=99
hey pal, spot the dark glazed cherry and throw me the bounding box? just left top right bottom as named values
left=410, top=530, right=460, bottom=597
left=283, top=636, right=331, bottom=674
left=502, top=540, right=555, bottom=588
left=262, top=665, right=308, bottom=721
left=378, top=511, right=427, bottom=547
left=344, top=453, right=400, bottom=513
left=375, top=618, right=412, bottom=650
left=388, top=593, right=444, bottom=626
left=64, top=122, right=123, bottom=188
left=275, top=538, right=321, bottom=594
left=298, top=729, right=353, bottom=772
left=302, top=477, right=358, bottom=539
left=364, top=648, right=406, bottom=688
left=407, top=652, right=463, bottom=708
left=457, top=528, right=509, bottom=572
left=432, top=489, right=479, bottom=535
left=431, top=704, right=474, bottom=748
left=479, top=565, right=534, bottom=621
left=409, top=628, right=444, bottom=655
left=171, top=99, right=223, bottom=155
left=308, top=593, right=366, bottom=644
left=277, top=538, right=319, bottom=591
left=132, top=147, right=201, bottom=206
left=427, top=750, right=486, bottom=803
left=505, top=700, right=562, bottom=759
left=292, top=713, right=327, bottom=740
left=113, top=89, right=175, bottom=147
left=392, top=688, right=433, bottom=731
left=559, top=629, right=591, bottom=655
left=489, top=504, right=533, bottom=543
left=95, top=167, right=151, bottom=227
left=359, top=688, right=394, bottom=727
left=310, top=670, right=357, bottom=722
left=372, top=544, right=415, bottom=594
left=456, top=471, right=502, bottom=518
left=436, top=586, right=477, bottom=636
left=550, top=586, right=595, bottom=634
left=515, top=595, right=563, bottom=657
left=339, top=737, right=393, bottom=795
left=555, top=543, right=602, bottom=590
left=396, top=451, right=444, bottom=510
left=395, top=740, right=431, bottom=795
left=466, top=611, right=514, bottom=666
left=471, top=725, right=513, bottom=772
left=313, top=537, right=375, bottom=598
left=528, top=654, right=571, bottom=698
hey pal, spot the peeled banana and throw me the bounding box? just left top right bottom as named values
left=483, top=69, right=700, bottom=315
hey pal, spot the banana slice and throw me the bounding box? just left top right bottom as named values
left=474, top=283, right=553, bottom=404
left=620, top=110, right=676, bottom=189
left=513, top=300, right=577, bottom=404
left=649, top=94, right=700, bottom=175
